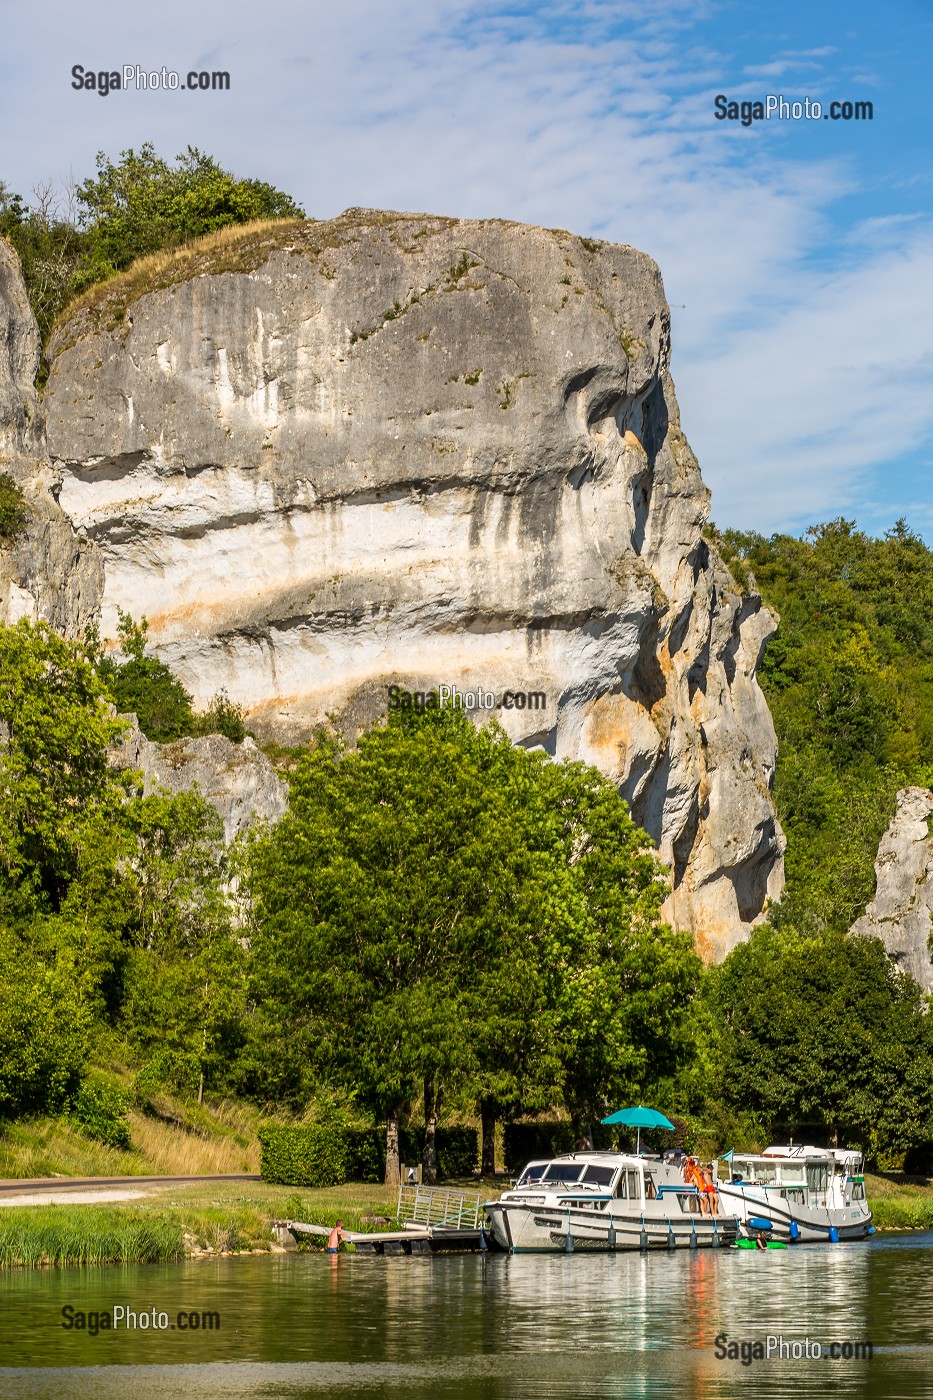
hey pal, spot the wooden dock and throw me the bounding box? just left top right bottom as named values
left=271, top=1184, right=492, bottom=1255
left=271, top=1218, right=491, bottom=1255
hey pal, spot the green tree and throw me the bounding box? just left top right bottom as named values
left=74, top=144, right=304, bottom=288
left=0, top=927, right=92, bottom=1114
left=99, top=791, right=242, bottom=1101
left=708, top=518, right=933, bottom=933
left=0, top=183, right=87, bottom=343
left=0, top=620, right=127, bottom=913
left=243, top=705, right=696, bottom=1185
left=97, top=611, right=196, bottom=742
left=704, top=925, right=933, bottom=1159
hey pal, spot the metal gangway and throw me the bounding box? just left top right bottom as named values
left=397, top=1183, right=483, bottom=1231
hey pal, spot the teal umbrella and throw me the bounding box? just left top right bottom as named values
left=601, top=1106, right=675, bottom=1155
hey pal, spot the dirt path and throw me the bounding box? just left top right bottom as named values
left=0, top=1173, right=261, bottom=1206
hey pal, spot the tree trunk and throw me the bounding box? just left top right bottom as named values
left=571, top=1114, right=594, bottom=1151
left=385, top=1108, right=401, bottom=1190
left=423, top=1076, right=438, bottom=1185
left=481, top=1106, right=496, bottom=1176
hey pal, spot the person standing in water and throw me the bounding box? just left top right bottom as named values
left=327, top=1221, right=349, bottom=1254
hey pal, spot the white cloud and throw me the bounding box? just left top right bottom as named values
left=679, top=230, right=933, bottom=530
left=0, top=0, right=930, bottom=534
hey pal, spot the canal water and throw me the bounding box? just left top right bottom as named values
left=0, top=1233, right=930, bottom=1398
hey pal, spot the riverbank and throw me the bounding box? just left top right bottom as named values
left=0, top=1169, right=930, bottom=1267
left=866, top=1172, right=933, bottom=1230
left=0, top=1179, right=417, bottom=1267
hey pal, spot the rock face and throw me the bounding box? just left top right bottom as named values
left=112, top=715, right=288, bottom=843
left=2, top=211, right=784, bottom=957
left=0, top=239, right=104, bottom=636
left=851, top=787, right=933, bottom=989
left=0, top=240, right=42, bottom=459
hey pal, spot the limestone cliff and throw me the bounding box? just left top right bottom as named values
left=4, top=212, right=784, bottom=956
left=850, top=787, right=933, bottom=990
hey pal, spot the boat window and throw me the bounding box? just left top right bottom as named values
left=851, top=1181, right=865, bottom=1201
left=628, top=1170, right=641, bottom=1199
left=784, top=1189, right=806, bottom=1206
left=581, top=1164, right=616, bottom=1186
left=516, top=1164, right=548, bottom=1186
left=543, top=1163, right=585, bottom=1183
left=753, top=1164, right=777, bottom=1185
left=806, top=1164, right=829, bottom=1193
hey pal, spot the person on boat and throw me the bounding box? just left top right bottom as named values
left=327, top=1221, right=349, bottom=1254
left=700, top=1164, right=719, bottom=1215
left=682, top=1156, right=706, bottom=1208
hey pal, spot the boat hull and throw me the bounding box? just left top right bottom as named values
left=716, top=1184, right=873, bottom=1242
left=485, top=1201, right=739, bottom=1253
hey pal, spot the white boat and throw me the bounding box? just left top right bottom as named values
left=484, top=1151, right=740, bottom=1253
left=714, top=1144, right=873, bottom=1242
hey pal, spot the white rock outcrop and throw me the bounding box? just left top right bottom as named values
left=851, top=787, right=933, bottom=989
left=2, top=211, right=784, bottom=957
left=112, top=715, right=288, bottom=842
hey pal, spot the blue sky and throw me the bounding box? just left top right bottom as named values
left=1, top=0, right=931, bottom=536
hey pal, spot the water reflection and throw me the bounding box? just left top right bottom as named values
left=0, top=1234, right=929, bottom=1398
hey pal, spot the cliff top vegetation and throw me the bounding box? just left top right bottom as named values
left=0, top=143, right=304, bottom=350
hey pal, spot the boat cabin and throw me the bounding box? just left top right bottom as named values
left=511, top=1152, right=704, bottom=1213
left=720, top=1145, right=866, bottom=1210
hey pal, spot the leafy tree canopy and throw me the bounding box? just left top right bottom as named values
left=703, top=925, right=933, bottom=1159
left=74, top=144, right=304, bottom=289
left=242, top=705, right=699, bottom=1173
left=708, top=518, right=933, bottom=933
left=1, top=146, right=304, bottom=344
left=0, top=619, right=128, bottom=913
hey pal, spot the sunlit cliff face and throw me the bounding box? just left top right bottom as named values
left=40, top=210, right=784, bottom=956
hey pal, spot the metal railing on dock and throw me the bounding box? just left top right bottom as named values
left=397, top=1184, right=483, bottom=1230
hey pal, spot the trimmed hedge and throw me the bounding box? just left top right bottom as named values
left=259, top=1123, right=478, bottom=1187
left=259, top=1123, right=349, bottom=1188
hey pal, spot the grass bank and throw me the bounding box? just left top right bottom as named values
left=0, top=1096, right=268, bottom=1180
left=866, top=1173, right=933, bottom=1230
left=0, top=1180, right=403, bottom=1268
left=0, top=1207, right=184, bottom=1267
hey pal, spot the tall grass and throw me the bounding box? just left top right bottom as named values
left=53, top=218, right=306, bottom=334
left=0, top=1094, right=268, bottom=1180
left=0, top=1207, right=183, bottom=1267
left=866, top=1173, right=933, bottom=1230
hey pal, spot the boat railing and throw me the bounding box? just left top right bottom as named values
left=397, top=1184, right=483, bottom=1231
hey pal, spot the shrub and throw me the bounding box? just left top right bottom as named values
left=0, top=474, right=29, bottom=540
left=195, top=690, right=246, bottom=743
left=70, top=1074, right=132, bottom=1148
